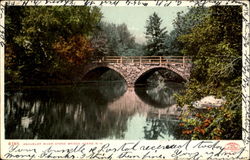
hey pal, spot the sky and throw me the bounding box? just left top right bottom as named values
left=100, top=7, right=189, bottom=44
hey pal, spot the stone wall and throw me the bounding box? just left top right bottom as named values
left=82, top=62, right=191, bottom=87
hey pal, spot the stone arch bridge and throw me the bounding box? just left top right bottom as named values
left=82, top=56, right=192, bottom=87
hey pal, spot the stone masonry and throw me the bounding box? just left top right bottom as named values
left=82, top=62, right=192, bottom=87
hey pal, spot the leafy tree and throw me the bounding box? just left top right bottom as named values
left=165, top=7, right=209, bottom=56
left=53, top=35, right=94, bottom=65
left=176, top=6, right=242, bottom=139
left=117, top=23, right=136, bottom=49
left=5, top=7, right=25, bottom=85
left=144, top=12, right=167, bottom=56
left=52, top=35, right=95, bottom=83
left=173, top=7, right=208, bottom=36
left=91, top=28, right=109, bottom=58
left=5, top=6, right=102, bottom=85
left=92, top=22, right=138, bottom=56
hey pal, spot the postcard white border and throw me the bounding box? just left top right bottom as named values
left=0, top=1, right=249, bottom=160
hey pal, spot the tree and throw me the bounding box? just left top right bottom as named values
left=5, top=7, right=25, bottom=85
left=164, top=7, right=209, bottom=56
left=5, top=6, right=102, bottom=85
left=144, top=12, right=167, bottom=56
left=53, top=35, right=94, bottom=65
left=52, top=35, right=95, bottom=83
left=92, top=22, right=137, bottom=56
left=176, top=6, right=242, bottom=140
left=116, top=23, right=136, bottom=49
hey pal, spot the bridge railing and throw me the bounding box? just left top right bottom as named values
left=94, top=56, right=192, bottom=67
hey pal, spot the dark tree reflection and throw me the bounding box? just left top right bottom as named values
left=5, top=82, right=128, bottom=139
left=144, top=118, right=166, bottom=139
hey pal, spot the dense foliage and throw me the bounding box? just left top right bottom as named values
left=5, top=6, right=103, bottom=85
left=5, top=6, right=140, bottom=85
left=176, top=6, right=242, bottom=139
left=165, top=7, right=208, bottom=56
left=92, top=22, right=142, bottom=56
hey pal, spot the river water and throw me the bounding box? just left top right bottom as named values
left=5, top=81, right=186, bottom=140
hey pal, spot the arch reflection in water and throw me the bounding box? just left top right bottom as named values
left=135, top=81, right=184, bottom=108
left=5, top=81, right=185, bottom=139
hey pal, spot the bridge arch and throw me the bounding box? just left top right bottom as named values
left=82, top=64, right=128, bottom=83
left=134, top=66, right=188, bottom=86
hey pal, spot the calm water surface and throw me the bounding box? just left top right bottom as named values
left=5, top=81, right=185, bottom=140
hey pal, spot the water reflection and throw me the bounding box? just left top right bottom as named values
left=5, top=81, right=185, bottom=139
left=135, top=81, right=184, bottom=108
